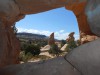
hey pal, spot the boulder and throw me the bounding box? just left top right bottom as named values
left=66, top=38, right=100, bottom=75
left=0, top=57, right=81, bottom=75
left=60, top=44, right=68, bottom=51
left=40, top=45, right=50, bottom=52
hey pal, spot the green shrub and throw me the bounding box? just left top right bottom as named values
left=66, top=41, right=77, bottom=52
left=21, top=43, right=28, bottom=51
left=19, top=51, right=33, bottom=62
left=25, top=44, right=40, bottom=56
left=61, top=40, right=66, bottom=47
left=49, top=44, right=62, bottom=56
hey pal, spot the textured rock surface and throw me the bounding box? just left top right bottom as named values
left=0, top=0, right=20, bottom=21
left=48, top=33, right=55, bottom=45
left=81, top=34, right=98, bottom=44
left=65, top=2, right=96, bottom=43
left=85, top=0, right=100, bottom=36
left=65, top=2, right=92, bottom=35
left=0, top=0, right=86, bottom=22
left=15, top=0, right=86, bottom=14
left=0, top=57, right=81, bottom=75
left=66, top=39, right=100, bottom=75
left=0, top=20, right=20, bottom=68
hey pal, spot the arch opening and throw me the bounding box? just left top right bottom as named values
left=15, top=7, right=79, bottom=63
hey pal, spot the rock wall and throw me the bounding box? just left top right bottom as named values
left=0, top=19, right=20, bottom=68
left=65, top=2, right=99, bottom=43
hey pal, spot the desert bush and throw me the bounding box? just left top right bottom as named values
left=66, top=40, right=77, bottom=52
left=49, top=44, right=62, bottom=56
left=61, top=40, right=66, bottom=47
left=19, top=51, right=33, bottom=62
left=25, top=44, right=41, bottom=56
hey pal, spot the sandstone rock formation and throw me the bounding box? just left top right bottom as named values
left=0, top=0, right=92, bottom=67
left=48, top=33, right=55, bottom=45
left=0, top=20, right=20, bottom=68
left=65, top=2, right=99, bottom=43
left=60, top=44, right=68, bottom=51
left=40, top=45, right=50, bottom=52
left=81, top=33, right=98, bottom=44
left=66, top=32, right=77, bottom=51
left=65, top=2, right=93, bottom=35
left=0, top=0, right=100, bottom=75
left=66, top=32, right=75, bottom=43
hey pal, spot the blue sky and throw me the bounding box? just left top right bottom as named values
left=16, top=7, right=79, bottom=40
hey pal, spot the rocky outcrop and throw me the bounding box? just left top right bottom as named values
left=66, top=32, right=75, bottom=44
left=0, top=0, right=86, bottom=22
left=60, top=44, right=68, bottom=51
left=48, top=33, right=55, bottom=45
left=0, top=20, right=20, bottom=68
left=15, top=0, right=86, bottom=14
left=81, top=34, right=98, bottom=44
left=65, top=2, right=92, bottom=35
left=0, top=0, right=87, bottom=67
left=65, top=2, right=98, bottom=44
left=40, top=45, right=50, bottom=52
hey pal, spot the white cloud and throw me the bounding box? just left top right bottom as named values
left=17, top=28, right=79, bottom=40
left=59, top=30, right=64, bottom=33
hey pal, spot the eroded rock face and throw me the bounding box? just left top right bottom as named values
left=81, top=33, right=98, bottom=44
left=48, top=33, right=55, bottom=45
left=65, top=2, right=92, bottom=35
left=15, top=0, right=86, bottom=14
left=85, top=0, right=100, bottom=36
left=65, top=2, right=96, bottom=43
left=0, top=19, right=20, bottom=68
left=0, top=0, right=72, bottom=68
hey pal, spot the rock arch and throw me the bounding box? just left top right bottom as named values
left=65, top=2, right=99, bottom=44
left=0, top=0, right=99, bottom=72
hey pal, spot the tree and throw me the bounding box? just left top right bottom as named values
left=61, top=40, right=66, bottom=47
left=25, top=44, right=40, bottom=56
left=49, top=44, right=62, bottom=56
left=66, top=40, right=77, bottom=51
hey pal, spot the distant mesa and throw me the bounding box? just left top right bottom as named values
left=17, top=32, right=48, bottom=40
